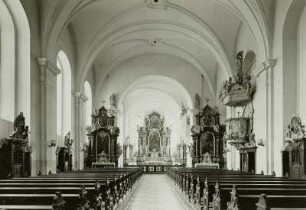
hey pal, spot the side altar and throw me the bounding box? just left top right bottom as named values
left=86, top=105, right=120, bottom=168
left=0, top=112, right=31, bottom=178
left=191, top=104, right=225, bottom=168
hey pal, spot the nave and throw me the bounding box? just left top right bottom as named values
left=117, top=174, right=193, bottom=210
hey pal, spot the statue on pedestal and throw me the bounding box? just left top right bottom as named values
left=10, top=112, right=29, bottom=139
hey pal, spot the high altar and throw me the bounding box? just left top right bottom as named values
left=86, top=105, right=120, bottom=168
left=136, top=112, right=172, bottom=168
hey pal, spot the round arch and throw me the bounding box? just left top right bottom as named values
left=94, top=41, right=216, bottom=98
left=118, top=75, right=194, bottom=111
left=282, top=0, right=305, bottom=131
left=0, top=0, right=30, bottom=123
left=57, top=50, right=72, bottom=137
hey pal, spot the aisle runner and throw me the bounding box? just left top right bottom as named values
left=119, top=174, right=191, bottom=210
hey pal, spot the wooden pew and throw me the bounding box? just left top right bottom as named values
left=0, top=167, right=143, bottom=210
left=167, top=167, right=306, bottom=210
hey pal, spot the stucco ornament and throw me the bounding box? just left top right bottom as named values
left=191, top=125, right=201, bottom=135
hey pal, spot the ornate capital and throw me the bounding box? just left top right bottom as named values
left=255, top=59, right=277, bottom=77
left=74, top=92, right=81, bottom=98
left=37, top=57, right=61, bottom=76
left=37, top=57, right=48, bottom=66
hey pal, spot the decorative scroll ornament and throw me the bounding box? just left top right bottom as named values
left=191, top=125, right=201, bottom=135
left=87, top=105, right=119, bottom=136
left=219, top=51, right=256, bottom=107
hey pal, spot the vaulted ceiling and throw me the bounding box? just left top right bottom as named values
left=40, top=0, right=273, bottom=96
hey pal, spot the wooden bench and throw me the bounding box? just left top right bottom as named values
left=0, top=167, right=143, bottom=210
left=167, top=167, right=306, bottom=210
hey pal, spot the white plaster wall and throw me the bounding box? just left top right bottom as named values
left=298, top=7, right=306, bottom=122
left=20, top=0, right=42, bottom=175
left=235, top=23, right=258, bottom=58
left=253, top=73, right=268, bottom=174
left=272, top=0, right=302, bottom=176
left=56, top=28, right=78, bottom=170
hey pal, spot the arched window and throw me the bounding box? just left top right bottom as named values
left=0, top=0, right=15, bottom=121
left=0, top=0, right=30, bottom=124
left=56, top=51, right=72, bottom=138
left=84, top=81, right=92, bottom=130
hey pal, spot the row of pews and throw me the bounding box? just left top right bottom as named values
left=166, top=167, right=306, bottom=210
left=0, top=168, right=143, bottom=210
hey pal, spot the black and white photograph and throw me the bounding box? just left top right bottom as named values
left=0, top=0, right=305, bottom=209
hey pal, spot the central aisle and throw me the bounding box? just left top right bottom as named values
left=118, top=174, right=193, bottom=210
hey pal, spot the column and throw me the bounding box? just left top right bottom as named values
left=74, top=92, right=88, bottom=170
left=37, top=58, right=47, bottom=174
left=80, top=94, right=87, bottom=169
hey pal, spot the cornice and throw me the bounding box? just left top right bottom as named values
left=37, top=57, right=61, bottom=76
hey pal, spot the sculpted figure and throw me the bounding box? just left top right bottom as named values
left=202, top=177, right=209, bottom=210
left=212, top=181, right=221, bottom=210
left=110, top=93, right=116, bottom=108
left=10, top=112, right=26, bottom=138
left=227, top=185, right=239, bottom=210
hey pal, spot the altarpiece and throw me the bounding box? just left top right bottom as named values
left=137, top=112, right=172, bottom=165
left=191, top=105, right=225, bottom=168
left=86, top=106, right=120, bottom=168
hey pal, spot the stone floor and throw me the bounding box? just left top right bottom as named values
left=117, top=174, right=193, bottom=210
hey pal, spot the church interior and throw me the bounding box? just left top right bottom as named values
left=0, top=0, right=306, bottom=209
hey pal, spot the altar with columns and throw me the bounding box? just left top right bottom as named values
left=136, top=112, right=172, bottom=166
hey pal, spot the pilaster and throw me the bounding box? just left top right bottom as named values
left=37, top=57, right=60, bottom=174
left=74, top=92, right=88, bottom=169
left=255, top=59, right=277, bottom=174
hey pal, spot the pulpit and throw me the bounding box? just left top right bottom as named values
left=191, top=104, right=225, bottom=168
left=86, top=106, right=120, bottom=168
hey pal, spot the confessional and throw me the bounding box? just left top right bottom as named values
left=191, top=104, right=225, bottom=168
left=56, top=147, right=72, bottom=172
left=240, top=146, right=256, bottom=172
left=56, top=132, right=74, bottom=172
left=282, top=115, right=306, bottom=179
left=86, top=106, right=120, bottom=168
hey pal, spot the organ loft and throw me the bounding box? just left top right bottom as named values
left=0, top=0, right=305, bottom=209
